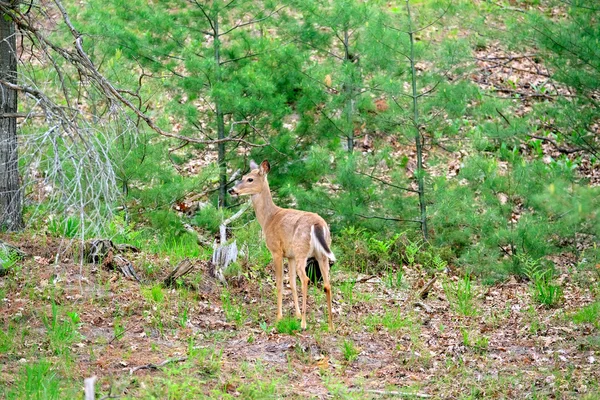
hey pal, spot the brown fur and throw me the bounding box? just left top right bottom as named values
left=229, top=160, right=335, bottom=330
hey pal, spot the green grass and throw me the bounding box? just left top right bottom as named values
left=443, top=275, right=478, bottom=317
left=221, top=289, right=247, bottom=328
left=3, top=360, right=78, bottom=399
left=364, top=309, right=417, bottom=333
left=276, top=317, right=301, bottom=334
left=461, top=328, right=489, bottom=354
left=42, top=303, right=82, bottom=356
left=572, top=302, right=600, bottom=329
left=0, top=323, right=16, bottom=353
left=521, top=256, right=563, bottom=307
left=342, top=339, right=360, bottom=362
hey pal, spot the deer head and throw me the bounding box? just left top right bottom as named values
left=228, top=160, right=270, bottom=197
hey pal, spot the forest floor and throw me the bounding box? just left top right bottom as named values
left=1, top=235, right=599, bottom=399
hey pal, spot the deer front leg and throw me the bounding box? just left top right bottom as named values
left=296, top=257, right=309, bottom=330
left=289, top=258, right=301, bottom=319
left=273, top=252, right=284, bottom=321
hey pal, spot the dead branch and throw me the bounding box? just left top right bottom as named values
left=163, top=258, right=195, bottom=287
left=527, top=134, right=582, bottom=155
left=129, top=357, right=188, bottom=375
left=414, top=300, right=433, bottom=313
left=0, top=240, right=28, bottom=258
left=358, top=389, right=432, bottom=398
left=84, top=376, right=97, bottom=400
left=418, top=275, right=437, bottom=299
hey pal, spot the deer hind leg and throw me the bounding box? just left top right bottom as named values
left=317, top=255, right=334, bottom=331
left=272, top=252, right=284, bottom=321
left=295, top=256, right=310, bottom=330
left=289, top=258, right=301, bottom=319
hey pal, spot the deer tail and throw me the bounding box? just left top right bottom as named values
left=311, top=225, right=336, bottom=262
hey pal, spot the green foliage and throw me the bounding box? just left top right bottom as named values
left=336, top=227, right=405, bottom=274
left=149, top=285, right=165, bottom=304
left=461, top=328, right=489, bottom=354
left=342, top=339, right=360, bottom=363
left=521, top=255, right=562, bottom=307
left=48, top=216, right=80, bottom=238
left=364, top=309, right=416, bottom=333
left=0, top=247, right=20, bottom=273
left=3, top=360, right=77, bottom=400
left=443, top=276, right=478, bottom=317
left=571, top=302, right=600, bottom=329
left=42, top=303, right=83, bottom=356
left=0, top=323, right=16, bottom=354
left=275, top=317, right=302, bottom=335
left=221, top=289, right=246, bottom=328
left=193, top=204, right=223, bottom=234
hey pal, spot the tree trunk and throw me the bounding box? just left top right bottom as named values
left=0, top=7, right=23, bottom=231
left=406, top=0, right=428, bottom=240
left=343, top=29, right=354, bottom=154
left=213, top=12, right=227, bottom=209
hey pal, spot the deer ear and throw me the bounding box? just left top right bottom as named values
left=259, top=160, right=271, bottom=175
left=249, top=160, right=259, bottom=170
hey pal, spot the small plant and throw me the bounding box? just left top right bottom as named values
left=43, top=303, right=83, bottom=355
left=0, top=323, right=16, bottom=353
left=430, top=254, right=448, bottom=272
left=473, top=335, right=489, bottom=353
left=224, top=261, right=242, bottom=278
left=339, top=279, right=356, bottom=304
left=0, top=247, right=20, bottom=274
left=221, top=289, right=246, bottom=328
left=142, top=284, right=165, bottom=304
left=276, top=317, right=301, bottom=334
left=113, top=318, right=125, bottom=341
left=443, top=275, right=478, bottom=316
left=461, top=328, right=489, bottom=354
left=404, top=238, right=423, bottom=267
left=179, top=307, right=189, bottom=328
left=572, top=302, right=600, bottom=329
left=521, top=255, right=562, bottom=307
left=364, top=310, right=416, bottom=333
left=526, top=305, right=544, bottom=335
left=259, top=320, right=272, bottom=334
left=151, top=285, right=165, bottom=303
left=342, top=339, right=359, bottom=362
left=384, top=267, right=403, bottom=289
left=48, top=216, right=80, bottom=238
left=187, top=346, right=222, bottom=377
left=4, top=360, right=75, bottom=399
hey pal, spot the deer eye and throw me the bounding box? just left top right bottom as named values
left=247, top=178, right=254, bottom=182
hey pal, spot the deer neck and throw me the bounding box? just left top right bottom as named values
left=251, top=178, right=279, bottom=229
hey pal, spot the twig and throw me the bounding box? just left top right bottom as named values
left=356, top=214, right=421, bottom=223
left=129, top=357, right=188, bottom=375
left=414, top=301, right=433, bottom=313
left=527, top=134, right=582, bottom=155
left=354, top=170, right=419, bottom=194
left=360, top=389, right=431, bottom=398
left=109, top=325, right=135, bottom=344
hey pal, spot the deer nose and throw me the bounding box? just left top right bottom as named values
left=228, top=188, right=237, bottom=195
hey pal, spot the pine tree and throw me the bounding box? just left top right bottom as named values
left=79, top=0, right=295, bottom=208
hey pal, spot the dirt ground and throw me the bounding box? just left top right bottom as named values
left=1, top=235, right=599, bottom=399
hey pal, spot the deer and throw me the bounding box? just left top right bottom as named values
left=228, top=160, right=335, bottom=330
